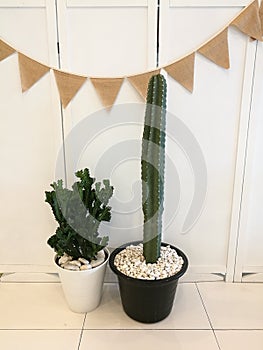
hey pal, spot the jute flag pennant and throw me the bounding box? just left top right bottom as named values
left=53, top=70, right=87, bottom=108
left=0, top=39, right=15, bottom=61
left=90, top=77, right=123, bottom=109
left=231, top=0, right=262, bottom=41
left=164, top=53, right=195, bottom=92
left=198, top=29, right=230, bottom=69
left=259, top=0, right=263, bottom=35
left=128, top=69, right=160, bottom=100
left=18, top=53, right=50, bottom=92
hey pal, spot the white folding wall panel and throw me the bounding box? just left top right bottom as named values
left=56, top=0, right=157, bottom=120
left=0, top=1, right=62, bottom=272
left=235, top=41, right=263, bottom=282
left=56, top=0, right=158, bottom=252
left=0, top=0, right=261, bottom=281
left=159, top=0, right=255, bottom=280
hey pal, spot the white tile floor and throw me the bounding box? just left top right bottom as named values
left=0, top=281, right=263, bottom=350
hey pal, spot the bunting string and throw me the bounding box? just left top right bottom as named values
left=0, top=0, right=262, bottom=110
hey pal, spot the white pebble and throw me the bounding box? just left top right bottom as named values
left=80, top=264, right=92, bottom=271
left=69, top=260, right=82, bottom=267
left=78, top=257, right=90, bottom=265
left=62, top=264, right=80, bottom=271
left=58, top=254, right=72, bottom=265
left=114, top=244, right=184, bottom=280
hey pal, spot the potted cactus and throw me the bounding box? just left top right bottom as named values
left=45, top=168, right=113, bottom=313
left=109, top=74, right=188, bottom=323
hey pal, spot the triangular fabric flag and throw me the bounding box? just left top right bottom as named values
left=90, top=77, right=123, bottom=109
left=198, top=29, right=230, bottom=69
left=53, top=70, right=87, bottom=108
left=18, top=53, right=50, bottom=92
left=231, top=0, right=262, bottom=41
left=164, top=53, right=195, bottom=92
left=128, top=69, right=160, bottom=100
left=259, top=0, right=263, bottom=35
left=0, top=39, right=15, bottom=61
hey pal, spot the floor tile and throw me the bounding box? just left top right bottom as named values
left=197, top=282, right=263, bottom=329
left=84, top=283, right=211, bottom=329
left=0, top=283, right=85, bottom=329
left=0, top=330, right=81, bottom=350
left=79, top=330, right=219, bottom=350
left=1, top=272, right=59, bottom=282
left=216, top=330, right=263, bottom=350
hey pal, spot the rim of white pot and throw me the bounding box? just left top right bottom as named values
left=54, top=247, right=110, bottom=273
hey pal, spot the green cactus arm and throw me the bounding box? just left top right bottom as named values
left=46, top=168, right=113, bottom=261
left=45, top=179, right=71, bottom=225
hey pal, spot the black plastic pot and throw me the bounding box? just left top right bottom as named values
left=109, top=241, right=188, bottom=323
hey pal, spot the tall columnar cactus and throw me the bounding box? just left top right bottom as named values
left=141, top=74, right=167, bottom=263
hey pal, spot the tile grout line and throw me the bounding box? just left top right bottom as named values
left=0, top=328, right=262, bottom=331
left=77, top=313, right=87, bottom=350
left=0, top=328, right=85, bottom=331
left=195, top=283, right=222, bottom=350
left=211, top=329, right=263, bottom=331
left=81, top=328, right=216, bottom=331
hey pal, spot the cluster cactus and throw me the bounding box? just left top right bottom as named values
left=45, top=168, right=114, bottom=261
left=141, top=74, right=167, bottom=263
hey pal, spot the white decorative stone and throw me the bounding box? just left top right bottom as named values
left=58, top=251, right=107, bottom=271
left=69, top=260, right=82, bottom=267
left=78, top=257, right=90, bottom=265
left=62, top=263, right=80, bottom=271
left=80, top=264, right=92, bottom=271
left=113, top=244, right=184, bottom=280
left=58, top=254, right=72, bottom=265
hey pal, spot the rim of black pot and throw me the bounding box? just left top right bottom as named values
left=109, top=241, right=188, bottom=285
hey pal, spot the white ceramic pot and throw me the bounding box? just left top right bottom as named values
left=55, top=248, right=109, bottom=313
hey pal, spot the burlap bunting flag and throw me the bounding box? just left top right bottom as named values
left=164, top=53, right=195, bottom=92
left=1, top=0, right=262, bottom=106
left=0, top=39, right=15, bottom=61
left=128, top=69, right=160, bottom=100
left=231, top=0, right=262, bottom=41
left=90, top=77, right=123, bottom=109
left=18, top=53, right=50, bottom=92
left=53, top=70, right=87, bottom=108
left=198, top=28, right=230, bottom=69
left=259, top=0, right=263, bottom=35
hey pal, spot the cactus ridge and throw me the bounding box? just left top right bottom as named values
left=141, top=74, right=167, bottom=263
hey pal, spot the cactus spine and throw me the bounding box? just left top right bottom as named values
left=141, top=74, right=167, bottom=263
